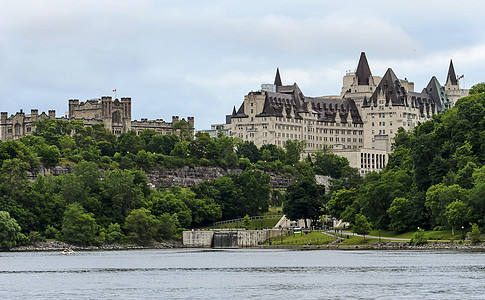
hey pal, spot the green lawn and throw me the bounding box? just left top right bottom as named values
left=364, top=229, right=464, bottom=241
left=266, top=231, right=336, bottom=245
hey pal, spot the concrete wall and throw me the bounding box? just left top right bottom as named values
left=183, top=229, right=288, bottom=248
left=182, top=231, right=214, bottom=248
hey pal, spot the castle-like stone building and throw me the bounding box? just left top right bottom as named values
left=229, top=53, right=469, bottom=175
left=1, top=96, right=194, bottom=141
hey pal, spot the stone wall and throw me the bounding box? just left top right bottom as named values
left=27, top=165, right=295, bottom=189
left=146, top=166, right=295, bottom=189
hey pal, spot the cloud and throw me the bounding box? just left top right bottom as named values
left=0, top=1, right=484, bottom=131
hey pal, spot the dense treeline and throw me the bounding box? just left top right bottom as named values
left=328, top=89, right=485, bottom=235
left=0, top=118, right=355, bottom=248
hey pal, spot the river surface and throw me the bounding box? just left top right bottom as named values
left=1, top=248, right=485, bottom=299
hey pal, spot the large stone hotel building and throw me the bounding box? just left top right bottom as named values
left=229, top=53, right=469, bottom=175
left=1, top=96, right=194, bottom=141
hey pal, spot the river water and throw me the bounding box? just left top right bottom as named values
left=1, top=248, right=485, bottom=299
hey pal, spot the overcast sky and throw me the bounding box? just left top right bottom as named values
left=1, top=1, right=484, bottom=130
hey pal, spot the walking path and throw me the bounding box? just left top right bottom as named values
left=330, top=230, right=411, bottom=241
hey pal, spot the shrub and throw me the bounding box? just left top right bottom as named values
left=410, top=228, right=427, bottom=245
left=470, top=223, right=481, bottom=243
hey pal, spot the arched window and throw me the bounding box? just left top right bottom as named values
left=14, top=123, right=21, bottom=135
left=112, top=111, right=121, bottom=124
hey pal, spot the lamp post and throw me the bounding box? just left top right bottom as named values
left=462, top=226, right=465, bottom=241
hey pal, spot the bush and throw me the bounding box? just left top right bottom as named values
left=410, top=228, right=427, bottom=245
left=470, top=223, right=481, bottom=243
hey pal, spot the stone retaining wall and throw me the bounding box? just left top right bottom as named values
left=28, top=165, right=295, bottom=189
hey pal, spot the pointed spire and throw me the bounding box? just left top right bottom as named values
left=232, top=106, right=237, bottom=116
left=274, top=68, right=282, bottom=86
left=447, top=59, right=458, bottom=85
left=356, top=52, right=372, bottom=85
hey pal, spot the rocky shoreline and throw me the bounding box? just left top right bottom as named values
left=5, top=240, right=485, bottom=252
left=256, top=241, right=485, bottom=251
left=6, top=240, right=183, bottom=252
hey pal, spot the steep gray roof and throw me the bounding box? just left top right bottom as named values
left=365, top=68, right=451, bottom=117
left=274, top=68, right=282, bottom=86
left=366, top=68, right=408, bottom=107
left=257, top=83, right=308, bottom=119
left=422, top=76, right=450, bottom=112
left=232, top=102, right=248, bottom=118
left=446, top=60, right=458, bottom=85
left=310, top=97, right=363, bottom=124
left=355, top=52, right=372, bottom=85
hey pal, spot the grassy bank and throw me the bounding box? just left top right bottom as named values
left=265, top=231, right=336, bottom=246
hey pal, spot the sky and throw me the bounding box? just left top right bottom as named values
left=1, top=0, right=484, bottom=130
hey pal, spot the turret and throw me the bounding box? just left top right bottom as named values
left=68, top=99, right=79, bottom=118
left=187, top=116, right=195, bottom=129
left=101, top=96, right=112, bottom=117
left=121, top=97, right=131, bottom=118
left=31, top=109, right=39, bottom=122
left=48, top=110, right=56, bottom=119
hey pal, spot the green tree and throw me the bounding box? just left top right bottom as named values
left=353, top=214, right=371, bottom=240
left=236, top=141, right=260, bottom=163
left=444, top=200, right=468, bottom=236
left=37, top=144, right=61, bottom=167
left=284, top=139, right=306, bottom=165
left=60, top=202, right=100, bottom=246
left=147, top=134, right=179, bottom=155
left=425, top=184, right=467, bottom=228
left=243, top=214, right=251, bottom=229
left=0, top=211, right=22, bottom=249
left=469, top=82, right=485, bottom=95
left=105, top=223, right=125, bottom=244
left=116, top=131, right=146, bottom=155
left=283, top=177, right=325, bottom=228
left=387, top=197, right=414, bottom=233
left=101, top=169, right=143, bottom=226
left=311, top=150, right=349, bottom=178
left=328, top=188, right=358, bottom=221
left=124, top=208, right=159, bottom=245
left=359, top=169, right=412, bottom=230
left=170, top=140, right=190, bottom=158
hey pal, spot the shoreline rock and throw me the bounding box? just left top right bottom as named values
left=5, top=240, right=183, bottom=252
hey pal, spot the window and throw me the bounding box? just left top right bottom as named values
left=14, top=123, right=21, bottom=135
left=112, top=111, right=121, bottom=123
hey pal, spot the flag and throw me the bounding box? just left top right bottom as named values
left=112, top=89, right=116, bottom=92
left=457, top=75, right=464, bottom=80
